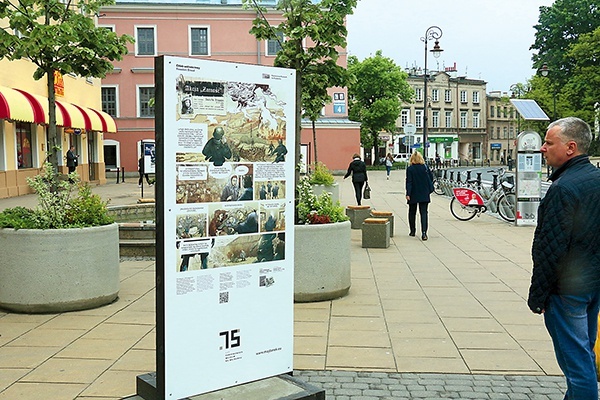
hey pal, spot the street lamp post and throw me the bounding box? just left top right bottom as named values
left=538, top=64, right=557, bottom=121
left=508, top=84, right=523, bottom=164
left=422, top=26, right=443, bottom=161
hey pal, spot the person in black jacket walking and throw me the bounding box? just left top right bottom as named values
left=343, top=153, right=368, bottom=206
left=528, top=117, right=600, bottom=400
left=405, top=151, right=433, bottom=241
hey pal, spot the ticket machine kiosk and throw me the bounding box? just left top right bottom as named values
left=515, top=131, right=543, bottom=226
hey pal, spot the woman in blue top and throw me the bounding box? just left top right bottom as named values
left=405, top=151, right=434, bottom=240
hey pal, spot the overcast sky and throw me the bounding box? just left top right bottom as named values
left=346, top=0, right=555, bottom=93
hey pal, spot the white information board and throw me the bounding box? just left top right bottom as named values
left=158, top=56, right=296, bottom=399
left=142, top=141, right=156, bottom=174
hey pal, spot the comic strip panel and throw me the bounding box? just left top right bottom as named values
left=260, top=202, right=286, bottom=233
left=175, top=76, right=289, bottom=163
left=175, top=205, right=208, bottom=240
left=177, top=233, right=286, bottom=271
left=207, top=202, right=259, bottom=237
left=176, top=163, right=254, bottom=204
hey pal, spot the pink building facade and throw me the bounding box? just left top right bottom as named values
left=99, top=0, right=360, bottom=175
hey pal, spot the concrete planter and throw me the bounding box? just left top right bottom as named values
left=294, top=220, right=351, bottom=302
left=0, top=223, right=120, bottom=313
left=311, top=183, right=340, bottom=204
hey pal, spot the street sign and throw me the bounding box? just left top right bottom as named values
left=403, top=124, right=416, bottom=135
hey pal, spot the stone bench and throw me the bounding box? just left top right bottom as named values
left=361, top=217, right=390, bottom=248
left=370, top=210, right=394, bottom=237
left=346, top=205, right=371, bottom=229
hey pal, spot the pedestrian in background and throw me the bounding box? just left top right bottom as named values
left=405, top=151, right=433, bottom=241
left=384, top=153, right=394, bottom=180
left=343, top=153, right=368, bottom=206
left=528, top=117, right=600, bottom=400
left=66, top=145, right=77, bottom=174
left=138, top=156, right=152, bottom=188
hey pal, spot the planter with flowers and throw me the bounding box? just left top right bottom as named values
left=0, top=163, right=119, bottom=313
left=294, top=176, right=351, bottom=302
left=308, top=162, right=339, bottom=204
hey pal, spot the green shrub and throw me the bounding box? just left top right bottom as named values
left=0, top=162, right=113, bottom=229
left=308, top=162, right=335, bottom=186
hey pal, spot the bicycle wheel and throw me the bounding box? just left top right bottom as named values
left=450, top=197, right=478, bottom=221
left=433, top=179, right=444, bottom=195
left=497, top=193, right=516, bottom=222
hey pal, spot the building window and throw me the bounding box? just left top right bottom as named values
left=473, top=142, right=481, bottom=159
left=101, top=87, right=118, bottom=117
left=460, top=90, right=467, bottom=103
left=401, top=109, right=409, bottom=126
left=497, top=127, right=501, bottom=139
left=445, top=111, right=452, bottom=127
left=510, top=126, right=514, bottom=139
left=190, top=26, right=209, bottom=56
left=472, top=91, right=480, bottom=104
left=472, top=111, right=480, bottom=128
left=503, top=127, right=508, bottom=139
left=136, top=26, right=156, bottom=56
left=415, top=87, right=423, bottom=102
left=432, top=110, right=439, bottom=128
left=266, top=30, right=283, bottom=56
left=431, top=89, right=439, bottom=102
left=415, top=110, right=423, bottom=128
left=444, top=89, right=452, bottom=102
left=16, top=122, right=33, bottom=169
left=490, top=105, right=495, bottom=118
left=138, top=86, right=155, bottom=117
left=460, top=111, right=467, bottom=128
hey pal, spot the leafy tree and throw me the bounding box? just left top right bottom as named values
left=0, top=0, right=133, bottom=172
left=244, top=0, right=357, bottom=183
left=563, top=27, right=600, bottom=126
left=347, top=50, right=412, bottom=163
left=531, top=0, right=600, bottom=87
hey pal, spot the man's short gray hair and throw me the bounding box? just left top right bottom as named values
left=548, top=117, right=592, bottom=153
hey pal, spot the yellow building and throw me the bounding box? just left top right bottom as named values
left=0, top=58, right=115, bottom=198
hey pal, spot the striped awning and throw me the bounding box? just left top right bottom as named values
left=0, top=86, right=44, bottom=124
left=0, top=85, right=116, bottom=133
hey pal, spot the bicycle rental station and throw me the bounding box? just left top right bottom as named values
left=433, top=99, right=549, bottom=225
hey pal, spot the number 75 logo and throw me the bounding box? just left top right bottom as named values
left=219, top=329, right=241, bottom=350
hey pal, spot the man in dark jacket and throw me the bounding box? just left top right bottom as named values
left=528, top=117, right=600, bottom=400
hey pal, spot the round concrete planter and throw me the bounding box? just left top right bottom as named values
left=0, top=223, right=120, bottom=313
left=294, top=220, right=351, bottom=302
left=311, top=183, right=340, bottom=204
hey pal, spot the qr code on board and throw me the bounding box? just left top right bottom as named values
left=219, top=292, right=229, bottom=304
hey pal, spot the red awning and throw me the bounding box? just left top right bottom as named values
left=0, top=85, right=116, bottom=133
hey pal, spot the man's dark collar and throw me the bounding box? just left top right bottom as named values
left=549, top=154, right=589, bottom=181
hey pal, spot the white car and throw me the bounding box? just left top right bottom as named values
left=393, top=153, right=412, bottom=163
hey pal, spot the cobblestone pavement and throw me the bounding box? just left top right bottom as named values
left=295, top=370, right=571, bottom=400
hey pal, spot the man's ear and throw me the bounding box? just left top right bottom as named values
left=566, top=141, right=578, bottom=156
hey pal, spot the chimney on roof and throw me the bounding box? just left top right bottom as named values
left=445, top=62, right=458, bottom=78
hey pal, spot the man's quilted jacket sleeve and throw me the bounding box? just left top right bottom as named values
left=528, top=185, right=575, bottom=313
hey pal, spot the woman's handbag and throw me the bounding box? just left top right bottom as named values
left=363, top=182, right=371, bottom=199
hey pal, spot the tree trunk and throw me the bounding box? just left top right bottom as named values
left=46, top=72, right=59, bottom=173
left=312, top=119, right=318, bottom=164
left=294, top=67, right=302, bottom=201
left=372, top=131, right=379, bottom=165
